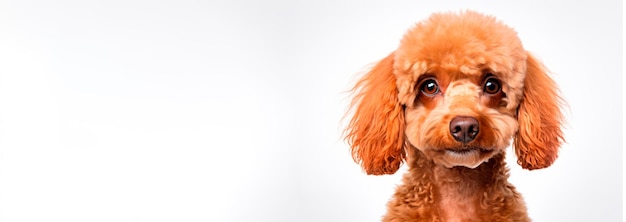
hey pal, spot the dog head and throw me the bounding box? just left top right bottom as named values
left=345, top=11, right=563, bottom=174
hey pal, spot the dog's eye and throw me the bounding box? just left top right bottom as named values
left=483, top=77, right=501, bottom=94
left=420, top=78, right=440, bottom=96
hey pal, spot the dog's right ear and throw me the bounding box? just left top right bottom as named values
left=345, top=52, right=406, bottom=175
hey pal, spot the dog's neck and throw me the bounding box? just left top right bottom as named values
left=405, top=148, right=510, bottom=221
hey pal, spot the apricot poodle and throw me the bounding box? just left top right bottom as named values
left=345, top=11, right=563, bottom=221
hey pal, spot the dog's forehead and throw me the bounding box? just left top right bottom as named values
left=395, top=56, right=504, bottom=85
left=394, top=11, right=526, bottom=81
left=430, top=61, right=486, bottom=79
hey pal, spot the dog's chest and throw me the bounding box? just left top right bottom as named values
left=438, top=185, right=480, bottom=222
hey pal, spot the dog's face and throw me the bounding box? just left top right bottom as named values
left=394, top=12, right=525, bottom=168
left=346, top=11, right=564, bottom=174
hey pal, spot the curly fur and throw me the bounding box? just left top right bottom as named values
left=345, top=11, right=563, bottom=221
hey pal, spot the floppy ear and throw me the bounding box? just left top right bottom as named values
left=345, top=52, right=406, bottom=175
left=514, top=52, right=564, bottom=170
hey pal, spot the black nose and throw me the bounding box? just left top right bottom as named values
left=449, top=116, right=479, bottom=143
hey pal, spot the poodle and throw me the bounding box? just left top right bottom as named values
left=344, top=11, right=563, bottom=221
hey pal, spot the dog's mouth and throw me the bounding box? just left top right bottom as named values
left=443, top=147, right=493, bottom=157
left=436, top=147, right=495, bottom=169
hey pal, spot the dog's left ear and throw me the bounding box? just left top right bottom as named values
left=514, top=52, right=564, bottom=170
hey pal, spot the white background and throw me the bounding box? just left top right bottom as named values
left=0, top=0, right=621, bottom=221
